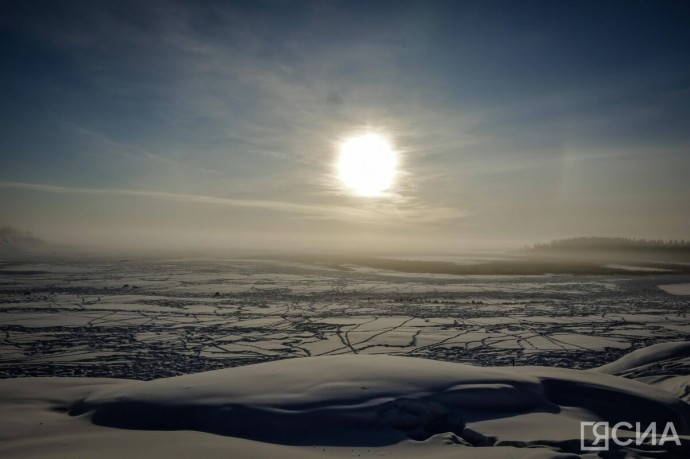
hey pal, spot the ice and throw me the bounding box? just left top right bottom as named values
left=2, top=257, right=689, bottom=378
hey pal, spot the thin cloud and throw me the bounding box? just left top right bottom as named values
left=0, top=181, right=465, bottom=224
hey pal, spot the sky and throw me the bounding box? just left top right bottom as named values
left=1, top=0, right=689, bottom=253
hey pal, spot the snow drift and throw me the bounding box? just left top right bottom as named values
left=1, top=346, right=689, bottom=458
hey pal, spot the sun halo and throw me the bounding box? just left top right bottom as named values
left=336, top=132, right=398, bottom=197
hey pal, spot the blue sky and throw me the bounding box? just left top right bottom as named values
left=1, top=0, right=689, bottom=251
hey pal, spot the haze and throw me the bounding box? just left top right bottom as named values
left=1, top=1, right=689, bottom=254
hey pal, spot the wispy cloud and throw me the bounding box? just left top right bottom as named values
left=66, top=124, right=223, bottom=176
left=0, top=181, right=465, bottom=224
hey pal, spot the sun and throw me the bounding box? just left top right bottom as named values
left=336, top=132, right=398, bottom=197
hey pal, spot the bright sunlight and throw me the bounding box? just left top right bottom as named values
left=336, top=132, right=398, bottom=197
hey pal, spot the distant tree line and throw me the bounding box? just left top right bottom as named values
left=526, top=237, right=690, bottom=253
left=0, top=226, right=46, bottom=248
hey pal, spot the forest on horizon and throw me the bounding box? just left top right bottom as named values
left=526, top=237, right=690, bottom=253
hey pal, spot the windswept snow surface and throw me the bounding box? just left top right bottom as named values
left=0, top=353, right=688, bottom=458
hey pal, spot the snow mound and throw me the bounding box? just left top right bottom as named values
left=66, top=354, right=689, bottom=455
left=71, top=356, right=550, bottom=445
left=593, top=341, right=690, bottom=402
left=2, top=349, right=690, bottom=458
left=593, top=341, right=690, bottom=376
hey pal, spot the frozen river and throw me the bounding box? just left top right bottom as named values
left=1, top=257, right=688, bottom=379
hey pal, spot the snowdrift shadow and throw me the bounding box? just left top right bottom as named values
left=71, top=386, right=557, bottom=446
left=68, top=352, right=690, bottom=454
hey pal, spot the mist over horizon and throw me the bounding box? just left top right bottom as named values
left=0, top=222, right=519, bottom=255
left=2, top=224, right=690, bottom=270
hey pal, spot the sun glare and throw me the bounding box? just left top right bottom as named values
left=336, top=133, right=398, bottom=197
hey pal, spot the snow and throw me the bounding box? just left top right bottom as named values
left=605, top=264, right=675, bottom=272
left=1, top=258, right=690, bottom=457
left=1, top=350, right=689, bottom=458
left=2, top=257, right=689, bottom=379
left=659, top=282, right=690, bottom=295
left=590, top=341, right=690, bottom=405
left=593, top=341, right=690, bottom=375
left=638, top=375, right=690, bottom=402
